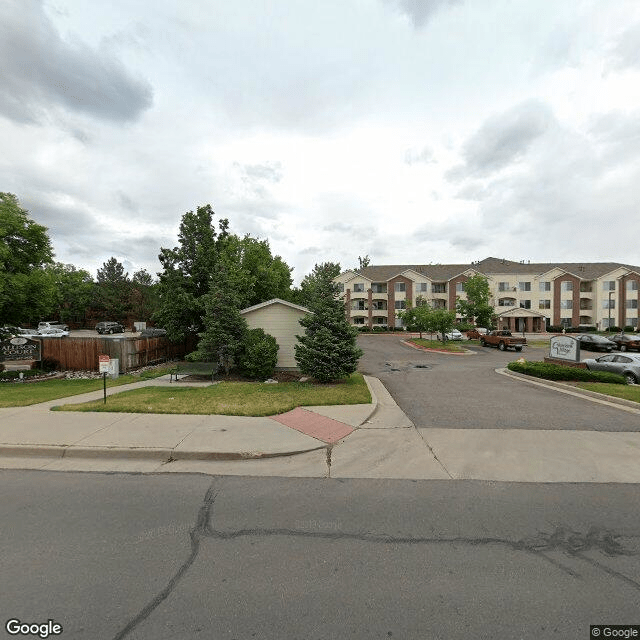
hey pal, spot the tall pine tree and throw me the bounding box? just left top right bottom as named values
left=295, top=263, right=362, bottom=382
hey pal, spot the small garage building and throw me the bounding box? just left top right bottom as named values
left=240, top=298, right=311, bottom=370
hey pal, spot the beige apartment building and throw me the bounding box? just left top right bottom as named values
left=335, top=257, right=640, bottom=332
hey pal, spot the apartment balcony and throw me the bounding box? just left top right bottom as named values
left=371, top=302, right=388, bottom=311
left=350, top=302, right=368, bottom=311
left=579, top=299, right=593, bottom=310
left=579, top=315, right=593, bottom=325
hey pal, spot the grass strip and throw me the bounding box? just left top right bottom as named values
left=52, top=373, right=371, bottom=416
left=409, top=339, right=467, bottom=353
left=574, top=382, right=640, bottom=404
left=0, top=367, right=174, bottom=407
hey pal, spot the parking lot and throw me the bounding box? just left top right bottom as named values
left=357, top=334, right=640, bottom=432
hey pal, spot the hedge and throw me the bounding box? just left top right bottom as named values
left=507, top=360, right=626, bottom=384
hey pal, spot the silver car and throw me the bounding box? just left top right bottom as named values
left=584, top=353, right=640, bottom=384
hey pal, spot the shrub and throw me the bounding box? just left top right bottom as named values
left=40, top=357, right=60, bottom=372
left=237, top=328, right=279, bottom=379
left=624, top=326, right=636, bottom=332
left=547, top=325, right=563, bottom=333
left=607, top=326, right=622, bottom=333
left=507, top=360, right=626, bottom=384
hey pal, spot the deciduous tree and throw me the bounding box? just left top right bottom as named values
left=0, top=193, right=55, bottom=325
left=456, top=274, right=494, bottom=328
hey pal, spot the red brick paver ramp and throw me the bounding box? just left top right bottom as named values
left=270, top=407, right=354, bottom=444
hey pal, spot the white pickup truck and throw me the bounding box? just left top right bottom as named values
left=38, top=321, right=69, bottom=332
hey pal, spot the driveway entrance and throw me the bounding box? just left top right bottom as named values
left=357, top=335, right=640, bottom=432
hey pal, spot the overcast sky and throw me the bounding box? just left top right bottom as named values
left=2, top=0, right=640, bottom=284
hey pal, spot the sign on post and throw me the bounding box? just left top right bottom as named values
left=98, top=354, right=110, bottom=373
left=98, top=355, right=110, bottom=404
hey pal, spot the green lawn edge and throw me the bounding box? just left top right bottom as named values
left=408, top=338, right=467, bottom=353
left=0, top=367, right=174, bottom=407
left=51, top=373, right=371, bottom=416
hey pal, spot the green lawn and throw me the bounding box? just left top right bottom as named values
left=409, top=338, right=468, bottom=353
left=52, top=373, right=371, bottom=416
left=0, top=367, right=174, bottom=407
left=574, top=382, right=640, bottom=403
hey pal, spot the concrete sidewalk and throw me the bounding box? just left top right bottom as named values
left=1, top=372, right=640, bottom=481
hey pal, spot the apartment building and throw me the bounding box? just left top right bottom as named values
left=335, top=257, right=640, bottom=332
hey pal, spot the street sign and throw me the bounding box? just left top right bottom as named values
left=98, top=354, right=110, bottom=373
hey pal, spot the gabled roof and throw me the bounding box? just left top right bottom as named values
left=353, top=257, right=640, bottom=282
left=240, top=298, right=310, bottom=315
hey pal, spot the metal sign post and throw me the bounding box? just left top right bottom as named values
left=98, top=355, right=110, bottom=404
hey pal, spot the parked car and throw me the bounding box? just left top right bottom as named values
left=95, top=321, right=125, bottom=335
left=575, top=334, right=616, bottom=352
left=466, top=328, right=488, bottom=339
left=445, top=329, right=463, bottom=341
left=139, top=327, right=167, bottom=337
left=608, top=333, right=640, bottom=352
left=37, top=328, right=69, bottom=337
left=584, top=353, right=640, bottom=384
left=38, top=321, right=69, bottom=332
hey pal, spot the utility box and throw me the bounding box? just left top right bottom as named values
left=134, top=322, right=146, bottom=332
left=108, top=358, right=119, bottom=379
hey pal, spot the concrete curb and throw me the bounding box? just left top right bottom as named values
left=0, top=443, right=328, bottom=462
left=360, top=375, right=380, bottom=425
left=497, top=367, right=640, bottom=415
left=400, top=339, right=475, bottom=356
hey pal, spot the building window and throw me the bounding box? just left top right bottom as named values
left=394, top=282, right=406, bottom=293
left=561, top=318, right=572, bottom=328
left=336, top=283, right=344, bottom=293
left=627, top=318, right=639, bottom=328
left=353, top=283, right=365, bottom=293
left=498, top=298, right=516, bottom=307
left=371, top=283, right=387, bottom=293
left=415, top=282, right=428, bottom=293
left=353, top=317, right=365, bottom=325
left=539, top=300, right=551, bottom=309
left=431, top=283, right=446, bottom=293
left=601, top=318, right=612, bottom=328
left=351, top=300, right=367, bottom=311
left=456, top=282, right=465, bottom=293
left=603, top=299, right=615, bottom=309
left=432, top=299, right=447, bottom=309
left=561, top=281, right=573, bottom=292
left=579, top=282, right=592, bottom=292
left=603, top=281, right=616, bottom=291
left=560, top=300, right=573, bottom=309
left=627, top=280, right=639, bottom=291
left=498, top=282, right=511, bottom=292
left=539, top=281, right=551, bottom=292
left=394, top=300, right=406, bottom=310
left=518, top=282, right=531, bottom=292
left=626, top=299, right=638, bottom=309
left=519, top=300, right=531, bottom=309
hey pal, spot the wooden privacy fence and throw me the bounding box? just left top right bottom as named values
left=41, top=336, right=195, bottom=372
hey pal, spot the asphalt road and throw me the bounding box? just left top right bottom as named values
left=3, top=470, right=640, bottom=640
left=357, top=335, right=640, bottom=431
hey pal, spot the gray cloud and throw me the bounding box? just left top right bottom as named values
left=0, top=0, right=153, bottom=125
left=383, top=0, right=463, bottom=28
left=241, top=162, right=283, bottom=184
left=405, top=146, right=436, bottom=165
left=447, top=100, right=554, bottom=181
left=607, top=23, right=640, bottom=71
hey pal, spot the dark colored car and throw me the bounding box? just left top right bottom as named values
left=584, top=353, right=640, bottom=384
left=575, top=334, right=616, bottom=352
left=608, top=333, right=640, bottom=352
left=95, top=321, right=125, bottom=335
left=139, top=327, right=167, bottom=338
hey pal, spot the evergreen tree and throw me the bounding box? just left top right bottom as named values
left=95, top=257, right=131, bottom=320
left=295, top=263, right=362, bottom=382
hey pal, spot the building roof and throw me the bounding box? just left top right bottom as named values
left=347, top=257, right=640, bottom=282
left=240, top=298, right=310, bottom=315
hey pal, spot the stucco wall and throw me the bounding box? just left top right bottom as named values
left=242, top=303, right=307, bottom=369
